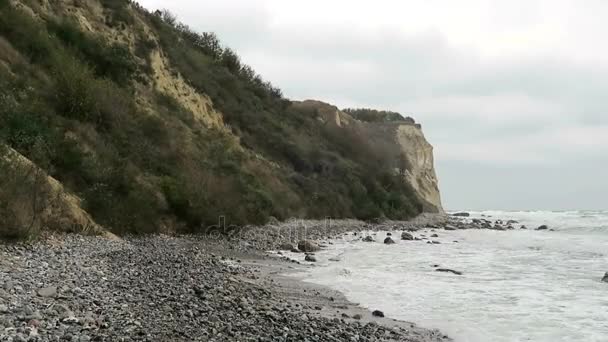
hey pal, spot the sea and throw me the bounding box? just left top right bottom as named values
left=294, top=210, right=608, bottom=342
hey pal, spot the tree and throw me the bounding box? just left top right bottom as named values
left=220, top=47, right=241, bottom=73
left=160, top=9, right=177, bottom=27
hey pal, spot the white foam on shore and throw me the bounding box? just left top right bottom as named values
left=295, top=211, right=608, bottom=342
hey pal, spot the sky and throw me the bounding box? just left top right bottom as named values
left=137, top=0, right=608, bottom=211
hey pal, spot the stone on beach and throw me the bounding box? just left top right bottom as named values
left=536, top=225, right=549, bottom=230
left=436, top=268, right=462, bottom=275
left=372, top=310, right=385, bottom=317
left=602, top=272, right=608, bottom=283
left=298, top=240, right=320, bottom=252
left=452, top=212, right=470, bottom=217
left=383, top=237, right=395, bottom=244
left=401, top=232, right=414, bottom=240
left=363, top=236, right=374, bottom=242
left=37, top=286, right=57, bottom=298
left=279, top=243, right=296, bottom=251
left=305, top=254, right=317, bottom=262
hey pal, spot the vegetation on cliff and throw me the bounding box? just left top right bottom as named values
left=0, top=0, right=424, bottom=238
left=343, top=108, right=415, bottom=124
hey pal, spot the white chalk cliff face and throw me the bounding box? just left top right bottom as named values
left=295, top=100, right=443, bottom=213
left=394, top=125, right=443, bottom=212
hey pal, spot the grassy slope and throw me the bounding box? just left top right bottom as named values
left=0, top=0, right=423, bottom=237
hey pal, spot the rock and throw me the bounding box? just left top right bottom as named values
left=362, top=236, right=374, bottom=242
left=37, top=286, right=57, bottom=298
left=520, top=225, right=527, bottom=229
left=328, top=257, right=341, bottom=262
left=352, top=314, right=362, bottom=320
left=536, top=225, right=549, bottom=230
left=0, top=289, right=9, bottom=299
left=304, top=254, right=317, bottom=262
left=601, top=272, right=608, bottom=283
left=62, top=315, right=80, bottom=324
left=279, top=243, right=296, bottom=251
left=444, top=225, right=457, bottom=231
left=298, top=240, right=320, bottom=252
left=386, top=232, right=392, bottom=236
left=452, top=212, right=470, bottom=217
left=383, top=237, right=395, bottom=244
left=431, top=234, right=439, bottom=238
left=372, top=310, right=384, bottom=318
left=401, top=232, right=414, bottom=240
left=436, top=268, right=462, bottom=275
left=0, top=304, right=8, bottom=313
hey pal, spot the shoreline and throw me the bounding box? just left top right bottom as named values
left=1, top=213, right=526, bottom=341
left=0, top=220, right=452, bottom=342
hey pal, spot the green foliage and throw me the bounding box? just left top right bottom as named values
left=343, top=108, right=415, bottom=124
left=0, top=0, right=55, bottom=64
left=100, top=0, right=135, bottom=27
left=47, top=19, right=138, bottom=85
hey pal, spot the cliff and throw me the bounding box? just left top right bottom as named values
left=293, top=101, right=443, bottom=213
left=0, top=0, right=442, bottom=237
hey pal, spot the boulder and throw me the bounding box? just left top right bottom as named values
left=386, top=232, right=392, bottom=236
left=372, top=310, right=384, bottom=318
left=305, top=254, right=317, bottom=262
left=601, top=272, right=608, bottom=283
left=352, top=313, right=362, bottom=320
left=363, top=236, right=374, bottom=242
left=279, top=243, right=296, bottom=251
left=383, top=237, right=395, bottom=244
left=536, top=225, right=549, bottom=231
left=401, top=232, right=414, bottom=240
left=431, top=234, right=439, bottom=238
left=298, top=240, right=320, bottom=252
left=452, top=212, right=470, bottom=217
left=436, top=268, right=462, bottom=275
left=445, top=225, right=457, bottom=231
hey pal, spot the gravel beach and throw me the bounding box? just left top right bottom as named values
left=0, top=214, right=508, bottom=342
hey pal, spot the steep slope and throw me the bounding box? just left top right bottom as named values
left=0, top=0, right=442, bottom=237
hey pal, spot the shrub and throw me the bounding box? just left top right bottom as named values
left=47, top=19, right=137, bottom=85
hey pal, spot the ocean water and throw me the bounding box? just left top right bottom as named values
left=295, top=211, right=608, bottom=342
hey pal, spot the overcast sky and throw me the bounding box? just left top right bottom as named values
left=138, top=0, right=608, bottom=211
